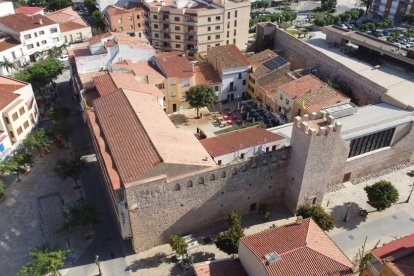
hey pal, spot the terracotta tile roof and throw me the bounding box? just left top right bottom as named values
left=0, top=14, right=56, bottom=32
left=278, top=74, right=324, bottom=99
left=59, top=21, right=88, bottom=32
left=200, top=127, right=283, bottom=158
left=112, top=60, right=165, bottom=85
left=105, top=39, right=118, bottom=48
left=371, top=233, right=414, bottom=276
left=0, top=77, right=27, bottom=110
left=94, top=74, right=117, bottom=97
left=153, top=52, right=193, bottom=78
left=105, top=5, right=129, bottom=16
left=260, top=74, right=295, bottom=97
left=248, top=50, right=290, bottom=80
left=207, top=45, right=250, bottom=70
left=240, top=218, right=354, bottom=276
left=15, top=6, right=44, bottom=15
left=0, top=37, right=20, bottom=52
left=194, top=62, right=221, bottom=85
left=88, top=32, right=112, bottom=45
left=109, top=32, right=153, bottom=49
left=93, top=89, right=163, bottom=184
left=46, top=6, right=80, bottom=23
left=193, top=259, right=248, bottom=276
left=295, top=85, right=349, bottom=113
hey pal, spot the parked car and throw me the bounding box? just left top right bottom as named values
left=58, top=55, right=69, bottom=62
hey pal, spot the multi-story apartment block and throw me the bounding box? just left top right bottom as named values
left=142, top=0, right=250, bottom=54
left=0, top=77, right=38, bottom=160
left=372, top=0, right=414, bottom=21
left=0, top=33, right=27, bottom=76
left=206, top=44, right=250, bottom=101
left=104, top=4, right=145, bottom=37
left=46, top=7, right=92, bottom=45
left=0, top=13, right=61, bottom=62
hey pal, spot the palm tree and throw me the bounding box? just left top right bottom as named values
left=0, top=59, right=16, bottom=74
left=54, top=155, right=88, bottom=188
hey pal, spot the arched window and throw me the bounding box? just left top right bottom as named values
left=209, top=174, right=216, bottom=181
left=220, top=171, right=226, bottom=179
left=174, top=183, right=181, bottom=191
left=198, top=177, right=205, bottom=185
left=187, top=180, right=193, bottom=188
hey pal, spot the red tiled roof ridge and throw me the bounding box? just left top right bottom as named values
left=372, top=233, right=414, bottom=259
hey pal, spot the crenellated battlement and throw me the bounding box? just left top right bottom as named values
left=294, top=111, right=342, bottom=137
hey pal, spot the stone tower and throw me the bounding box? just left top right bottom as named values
left=284, top=111, right=342, bottom=212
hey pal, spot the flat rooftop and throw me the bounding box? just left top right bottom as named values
left=306, top=33, right=414, bottom=110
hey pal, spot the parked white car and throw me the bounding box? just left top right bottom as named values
left=57, top=55, right=69, bottom=62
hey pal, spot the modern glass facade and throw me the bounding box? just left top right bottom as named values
left=348, top=128, right=395, bottom=158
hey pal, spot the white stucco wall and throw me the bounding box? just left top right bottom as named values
left=219, top=65, right=249, bottom=101
left=0, top=43, right=27, bottom=76
left=0, top=2, right=15, bottom=17
left=239, top=241, right=267, bottom=276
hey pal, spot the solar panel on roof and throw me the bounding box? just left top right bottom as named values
left=264, top=56, right=288, bottom=70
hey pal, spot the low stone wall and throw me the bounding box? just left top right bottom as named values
left=125, top=148, right=290, bottom=252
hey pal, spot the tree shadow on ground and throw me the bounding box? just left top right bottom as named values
left=125, top=253, right=173, bottom=272
left=331, top=202, right=367, bottom=230
left=169, top=114, right=189, bottom=125
left=191, top=251, right=215, bottom=263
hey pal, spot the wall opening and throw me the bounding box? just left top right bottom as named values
left=250, top=203, right=256, bottom=212
left=343, top=173, right=351, bottom=183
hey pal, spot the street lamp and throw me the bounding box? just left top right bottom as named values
left=95, top=255, right=102, bottom=275
left=343, top=202, right=351, bottom=222
left=405, top=183, right=414, bottom=203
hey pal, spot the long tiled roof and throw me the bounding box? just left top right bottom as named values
left=59, top=21, right=88, bottom=32
left=248, top=50, right=289, bottom=80
left=0, top=37, right=20, bottom=52
left=194, top=62, right=221, bottom=85
left=240, top=218, right=354, bottom=276
left=207, top=44, right=250, bottom=70
left=193, top=259, right=248, bottom=276
left=0, top=14, right=56, bottom=32
left=0, top=77, right=27, bottom=110
left=153, top=52, right=193, bottom=78
left=15, top=6, right=44, bottom=14
left=295, top=84, right=349, bottom=113
left=94, top=74, right=117, bottom=97
left=105, top=5, right=130, bottom=16
left=278, top=74, right=324, bottom=99
left=260, top=74, right=295, bottom=97
left=200, top=127, right=283, bottom=158
left=93, top=89, right=163, bottom=184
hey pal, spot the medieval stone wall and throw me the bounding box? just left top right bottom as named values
left=125, top=148, right=290, bottom=252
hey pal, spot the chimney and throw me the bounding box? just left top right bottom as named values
left=296, top=216, right=303, bottom=224
left=38, top=19, right=43, bottom=25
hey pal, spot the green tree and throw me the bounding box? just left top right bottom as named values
left=49, top=119, right=73, bottom=145
left=403, top=13, right=414, bottom=26
left=169, top=235, right=188, bottom=259
left=296, top=204, right=335, bottom=231
left=92, top=10, right=105, bottom=31
left=47, top=106, right=71, bottom=122
left=364, top=180, right=399, bottom=211
left=68, top=201, right=100, bottom=235
left=13, top=152, right=34, bottom=169
left=258, top=202, right=270, bottom=220
left=215, top=211, right=244, bottom=258
left=0, top=59, right=16, bottom=74
left=24, top=128, right=52, bottom=157
left=46, top=0, right=72, bottom=10
left=360, top=0, right=373, bottom=14
left=185, top=84, right=216, bottom=118
left=84, top=0, right=97, bottom=12
left=321, top=0, right=337, bottom=11
left=54, top=155, right=88, bottom=187
left=0, top=158, right=22, bottom=181
left=0, top=180, right=5, bottom=197
left=17, top=246, right=66, bottom=276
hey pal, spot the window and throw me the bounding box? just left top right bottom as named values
left=250, top=203, right=256, bottom=211
left=23, top=121, right=29, bottom=129
left=215, top=25, right=220, bottom=30
left=153, top=14, right=158, bottom=20
left=34, top=32, right=38, bottom=37
left=41, top=40, right=46, bottom=44
left=154, top=33, right=159, bottom=38
left=27, top=44, right=34, bottom=49
left=137, top=15, right=140, bottom=19
left=226, top=40, right=229, bottom=44
left=39, top=30, right=44, bottom=35
left=129, top=16, right=132, bottom=21
left=215, top=86, right=219, bottom=91
left=76, top=32, right=82, bottom=39
left=36, top=42, right=40, bottom=47
left=11, top=51, right=16, bottom=59
left=154, top=24, right=159, bottom=29
left=130, top=25, right=133, bottom=30
left=238, top=73, right=242, bottom=79
left=233, top=30, right=236, bottom=36
left=175, top=26, right=180, bottom=31
left=227, top=31, right=229, bottom=38
left=187, top=180, right=193, bottom=188
left=118, top=18, right=122, bottom=23
left=9, top=131, right=14, bottom=138
left=174, top=16, right=180, bottom=21
left=233, top=38, right=236, bottom=44
left=176, top=44, right=180, bottom=48
left=175, top=35, right=180, bottom=39
left=207, top=26, right=211, bottom=31
left=52, top=37, right=59, bottom=43
left=208, top=17, right=211, bottom=22
left=215, top=43, right=220, bottom=46
left=19, top=107, right=25, bottom=115
left=209, top=174, right=215, bottom=181
left=348, top=128, right=395, bottom=158
left=234, top=20, right=237, bottom=27
left=174, top=184, right=181, bottom=191
left=242, top=80, right=246, bottom=85
left=50, top=28, right=58, bottom=33
left=4, top=117, right=10, bottom=124
left=279, top=94, right=283, bottom=100
left=227, top=22, right=230, bottom=28
left=180, top=79, right=189, bottom=87
left=215, top=16, right=220, bottom=21
left=12, top=112, right=18, bottom=121
left=24, top=34, right=31, bottom=39
left=215, top=34, right=220, bottom=39
left=240, top=153, right=245, bottom=159
left=138, top=23, right=141, bottom=27
left=16, top=127, right=23, bottom=135
left=235, top=10, right=238, bottom=17
left=207, top=36, right=211, bottom=41
left=272, top=145, right=276, bottom=151
left=286, top=99, right=289, bottom=104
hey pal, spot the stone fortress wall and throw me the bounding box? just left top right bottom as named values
left=272, top=28, right=387, bottom=106
left=125, top=148, right=290, bottom=252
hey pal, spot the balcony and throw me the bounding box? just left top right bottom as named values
left=186, top=47, right=198, bottom=52
left=186, top=39, right=197, bottom=45
left=161, top=28, right=170, bottom=33
left=162, top=18, right=170, bottom=23
left=160, top=36, right=171, bottom=41
left=185, top=19, right=197, bottom=26
left=187, top=30, right=196, bottom=35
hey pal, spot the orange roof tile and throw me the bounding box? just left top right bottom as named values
left=59, top=21, right=88, bottom=32
left=200, top=127, right=283, bottom=158
left=248, top=50, right=290, bottom=80
left=154, top=52, right=193, bottom=78
left=207, top=45, right=250, bottom=70
left=112, top=60, right=165, bottom=85
left=260, top=74, right=295, bottom=97
left=278, top=74, right=324, bottom=99
left=105, top=5, right=130, bottom=16
left=0, top=77, right=27, bottom=110
left=15, top=6, right=44, bottom=15
left=88, top=32, right=112, bottom=45
left=295, top=85, right=349, bottom=113
left=94, top=74, right=117, bottom=97
left=0, top=14, right=56, bottom=32
left=0, top=37, right=20, bottom=52
left=240, top=218, right=354, bottom=276
left=194, top=62, right=221, bottom=85
left=193, top=259, right=248, bottom=276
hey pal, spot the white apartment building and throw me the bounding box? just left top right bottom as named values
left=0, top=34, right=27, bottom=76
left=0, top=13, right=61, bottom=62
left=0, top=77, right=38, bottom=160
left=0, top=1, right=15, bottom=17
left=206, top=44, right=251, bottom=101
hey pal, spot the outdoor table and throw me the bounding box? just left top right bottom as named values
left=236, top=119, right=242, bottom=125
left=223, top=115, right=228, bottom=120
left=227, top=120, right=233, bottom=125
